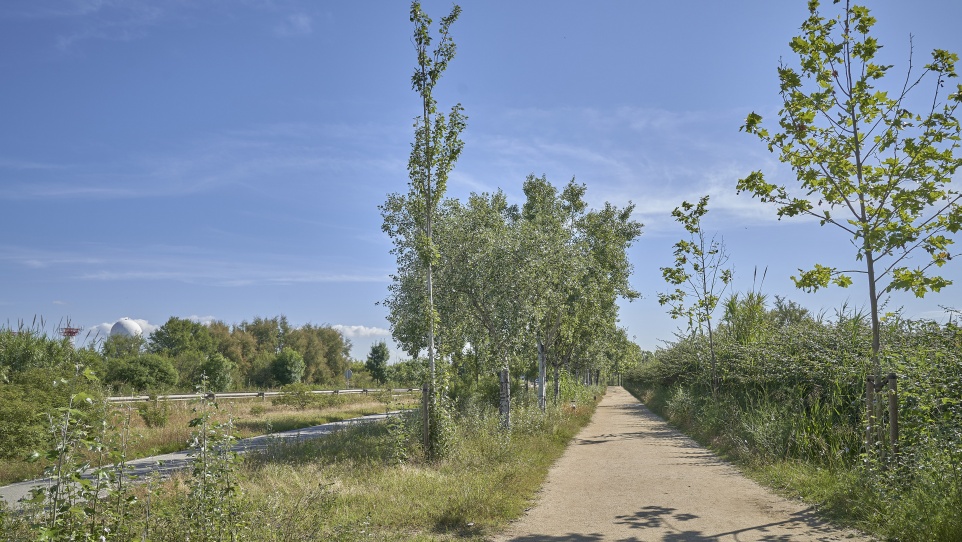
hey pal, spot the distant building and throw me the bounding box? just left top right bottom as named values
left=110, top=317, right=143, bottom=337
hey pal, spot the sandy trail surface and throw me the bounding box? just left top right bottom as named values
left=492, top=386, right=871, bottom=542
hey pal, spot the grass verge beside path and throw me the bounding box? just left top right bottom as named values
left=1, top=389, right=602, bottom=541
left=620, top=383, right=870, bottom=529
left=234, top=401, right=599, bottom=541
left=622, top=381, right=962, bottom=542
left=0, top=392, right=417, bottom=486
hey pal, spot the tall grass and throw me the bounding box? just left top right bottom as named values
left=626, top=300, right=962, bottom=541
left=1, top=376, right=604, bottom=540
left=0, top=390, right=417, bottom=486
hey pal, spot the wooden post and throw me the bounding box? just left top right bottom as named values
left=888, top=373, right=898, bottom=455
left=421, top=382, right=430, bottom=451
left=865, top=375, right=875, bottom=456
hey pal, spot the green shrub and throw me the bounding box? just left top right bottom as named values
left=136, top=399, right=171, bottom=428
left=272, top=383, right=317, bottom=409
left=626, top=299, right=962, bottom=542
left=106, top=353, right=179, bottom=392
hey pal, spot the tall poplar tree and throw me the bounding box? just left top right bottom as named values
left=393, top=1, right=465, bottom=453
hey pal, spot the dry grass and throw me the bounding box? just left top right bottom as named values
left=0, top=392, right=418, bottom=486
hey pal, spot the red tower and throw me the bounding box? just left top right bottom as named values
left=59, top=325, right=83, bottom=345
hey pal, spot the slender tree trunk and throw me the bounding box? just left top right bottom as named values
left=553, top=363, right=560, bottom=404
left=537, top=339, right=546, bottom=411
left=706, top=318, right=718, bottom=396
left=698, top=237, right=719, bottom=397
left=499, top=366, right=510, bottom=429
left=865, top=248, right=881, bottom=375
left=421, top=55, right=439, bottom=454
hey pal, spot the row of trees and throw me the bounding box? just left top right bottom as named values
left=45, top=315, right=353, bottom=393
left=382, top=175, right=644, bottom=406
left=386, top=4, right=642, bottom=456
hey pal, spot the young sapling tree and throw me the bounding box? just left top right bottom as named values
left=738, top=0, right=962, bottom=376
left=659, top=195, right=732, bottom=395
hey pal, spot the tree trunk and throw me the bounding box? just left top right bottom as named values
left=499, top=367, right=510, bottom=430
left=553, top=363, right=560, bottom=405
left=706, top=318, right=718, bottom=397
left=537, top=339, right=546, bottom=412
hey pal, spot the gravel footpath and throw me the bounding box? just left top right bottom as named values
left=492, top=386, right=872, bottom=542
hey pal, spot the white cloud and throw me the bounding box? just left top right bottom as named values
left=133, top=318, right=159, bottom=336
left=332, top=324, right=390, bottom=338
left=86, top=323, right=112, bottom=341
left=273, top=13, right=312, bottom=37
left=188, top=315, right=218, bottom=325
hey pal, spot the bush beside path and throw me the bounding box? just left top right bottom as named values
left=492, top=386, right=871, bottom=541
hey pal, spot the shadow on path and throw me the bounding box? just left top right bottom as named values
left=613, top=504, right=851, bottom=541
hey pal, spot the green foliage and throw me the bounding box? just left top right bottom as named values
left=365, top=341, right=390, bottom=384
left=22, top=366, right=138, bottom=541
left=406, top=1, right=466, bottom=267
left=659, top=195, right=731, bottom=393
left=136, top=399, right=171, bottom=428
left=199, top=353, right=235, bottom=392
left=181, top=388, right=243, bottom=540
left=384, top=357, right=427, bottom=387
left=149, top=316, right=216, bottom=358
left=105, top=353, right=179, bottom=392
left=271, top=347, right=305, bottom=386
left=658, top=196, right=732, bottom=328
left=0, top=327, right=104, bottom=462
left=382, top=0, right=466, bottom=456
left=383, top=176, right=641, bottom=409
left=0, top=327, right=78, bottom=374
left=272, top=383, right=317, bottom=410
left=626, top=295, right=962, bottom=541
left=101, top=334, right=145, bottom=360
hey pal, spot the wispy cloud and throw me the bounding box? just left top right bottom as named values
left=0, top=157, right=72, bottom=170
left=3, top=1, right=330, bottom=52
left=40, top=1, right=167, bottom=52
left=1, top=120, right=407, bottom=201
left=273, top=13, right=312, bottom=37
left=0, top=243, right=388, bottom=287
left=468, top=106, right=791, bottom=230
left=0, top=246, right=105, bottom=268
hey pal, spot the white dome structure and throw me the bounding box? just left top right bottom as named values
left=110, top=317, right=143, bottom=338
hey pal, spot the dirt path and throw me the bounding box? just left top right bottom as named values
left=492, top=387, right=872, bottom=541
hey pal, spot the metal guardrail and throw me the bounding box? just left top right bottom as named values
left=106, top=388, right=420, bottom=403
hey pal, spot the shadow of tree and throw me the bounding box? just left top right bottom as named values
left=611, top=504, right=853, bottom=541
left=500, top=533, right=605, bottom=541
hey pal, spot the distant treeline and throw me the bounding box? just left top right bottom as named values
left=0, top=315, right=428, bottom=461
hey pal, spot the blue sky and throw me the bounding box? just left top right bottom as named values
left=2, top=0, right=961, bottom=360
